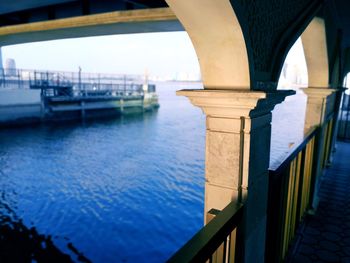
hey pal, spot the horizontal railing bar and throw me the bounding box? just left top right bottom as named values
left=0, top=68, right=144, bottom=80
left=269, top=127, right=318, bottom=175
left=167, top=202, right=244, bottom=263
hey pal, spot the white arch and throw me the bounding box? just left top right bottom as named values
left=165, top=0, right=250, bottom=89
left=301, top=17, right=329, bottom=88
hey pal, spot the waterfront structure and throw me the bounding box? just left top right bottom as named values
left=0, top=1, right=349, bottom=262
left=0, top=68, right=159, bottom=124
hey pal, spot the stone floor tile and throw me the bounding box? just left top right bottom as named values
left=319, top=240, right=340, bottom=252
left=292, top=254, right=314, bottom=263
left=302, top=235, right=318, bottom=246
left=316, top=250, right=341, bottom=262
left=343, top=238, right=350, bottom=246
left=341, top=257, right=350, bottom=263
left=299, top=244, right=315, bottom=255
left=305, top=227, right=321, bottom=236
left=323, top=225, right=342, bottom=234
left=322, top=232, right=342, bottom=242
left=342, top=248, right=350, bottom=257
left=310, top=254, right=319, bottom=261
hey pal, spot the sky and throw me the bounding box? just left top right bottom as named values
left=284, top=38, right=306, bottom=65
left=2, top=32, right=201, bottom=79
left=1, top=32, right=307, bottom=82
left=279, top=38, right=308, bottom=87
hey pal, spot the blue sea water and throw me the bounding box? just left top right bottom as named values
left=0, top=82, right=306, bottom=262
left=0, top=82, right=206, bottom=262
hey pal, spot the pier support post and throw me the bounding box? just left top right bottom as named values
left=40, top=94, right=46, bottom=121
left=120, top=99, right=124, bottom=114
left=81, top=100, right=86, bottom=119
left=178, top=89, right=293, bottom=262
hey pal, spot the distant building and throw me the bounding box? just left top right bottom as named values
left=5, top=58, right=16, bottom=76
left=0, top=48, right=3, bottom=69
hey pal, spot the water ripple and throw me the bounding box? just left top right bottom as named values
left=0, top=83, right=305, bottom=262
left=0, top=82, right=205, bottom=262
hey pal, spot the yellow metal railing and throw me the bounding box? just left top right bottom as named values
left=266, top=127, right=318, bottom=263
left=167, top=202, right=244, bottom=263
left=266, top=113, right=338, bottom=262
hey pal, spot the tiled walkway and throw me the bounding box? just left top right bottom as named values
left=288, top=141, right=350, bottom=263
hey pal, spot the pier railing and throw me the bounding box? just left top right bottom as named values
left=167, top=201, right=244, bottom=263
left=0, top=68, right=158, bottom=101
left=0, top=68, right=144, bottom=86
left=40, top=83, right=146, bottom=99
left=0, top=68, right=156, bottom=93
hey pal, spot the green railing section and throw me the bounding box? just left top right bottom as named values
left=266, top=115, right=335, bottom=262
left=167, top=202, right=244, bottom=263
left=266, top=127, right=319, bottom=262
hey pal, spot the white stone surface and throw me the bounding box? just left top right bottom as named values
left=301, top=18, right=329, bottom=88
left=166, top=0, right=250, bottom=89
left=0, top=88, right=41, bottom=123
left=302, top=87, right=336, bottom=131
left=0, top=105, right=41, bottom=121
left=0, top=88, right=41, bottom=105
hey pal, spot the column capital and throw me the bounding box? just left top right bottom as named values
left=303, top=87, right=337, bottom=131
left=302, top=87, right=336, bottom=99
left=336, top=87, right=347, bottom=92
left=177, top=89, right=295, bottom=118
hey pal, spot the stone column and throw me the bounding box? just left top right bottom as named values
left=303, top=87, right=336, bottom=133
left=178, top=89, right=293, bottom=263
left=302, top=87, right=336, bottom=210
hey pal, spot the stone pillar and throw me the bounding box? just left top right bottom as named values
left=178, top=89, right=293, bottom=263
left=302, top=87, right=336, bottom=210
left=303, top=88, right=336, bottom=133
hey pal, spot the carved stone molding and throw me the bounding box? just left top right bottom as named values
left=177, top=89, right=295, bottom=118
left=302, top=87, right=336, bottom=99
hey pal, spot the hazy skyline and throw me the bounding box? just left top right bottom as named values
left=2, top=32, right=201, bottom=80
left=1, top=32, right=307, bottom=82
